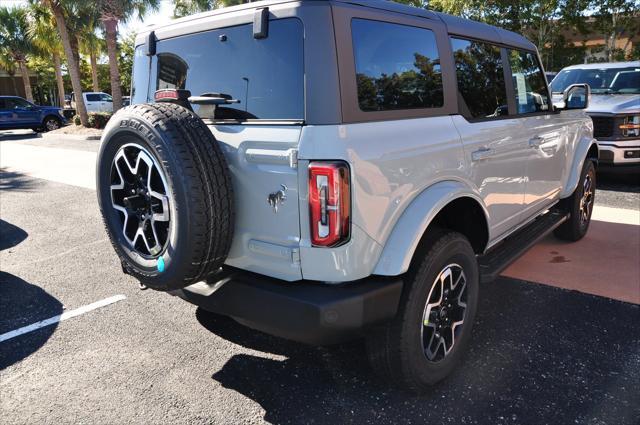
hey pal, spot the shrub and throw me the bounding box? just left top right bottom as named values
left=77, top=112, right=112, bottom=129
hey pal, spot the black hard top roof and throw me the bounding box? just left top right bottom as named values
left=143, top=0, right=536, bottom=52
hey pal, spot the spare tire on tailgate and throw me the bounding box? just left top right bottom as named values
left=96, top=103, right=234, bottom=291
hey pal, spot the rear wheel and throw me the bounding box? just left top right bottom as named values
left=554, top=160, right=596, bottom=242
left=96, top=103, right=234, bottom=291
left=366, top=231, right=479, bottom=391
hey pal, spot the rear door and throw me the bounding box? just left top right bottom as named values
left=147, top=17, right=305, bottom=281
left=84, top=93, right=101, bottom=112
left=449, top=38, right=529, bottom=240
left=506, top=49, right=566, bottom=218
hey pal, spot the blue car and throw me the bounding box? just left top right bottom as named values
left=0, top=96, right=67, bottom=132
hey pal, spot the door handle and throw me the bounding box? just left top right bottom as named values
left=529, top=137, right=544, bottom=148
left=471, top=148, right=495, bottom=162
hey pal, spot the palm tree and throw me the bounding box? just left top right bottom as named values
left=0, top=6, right=35, bottom=102
left=97, top=0, right=160, bottom=112
left=79, top=24, right=104, bottom=93
left=42, top=0, right=89, bottom=126
left=172, top=0, right=245, bottom=17
left=28, top=2, right=66, bottom=108
left=0, top=50, right=19, bottom=96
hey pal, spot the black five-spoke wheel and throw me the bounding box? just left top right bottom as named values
left=421, top=264, right=467, bottom=362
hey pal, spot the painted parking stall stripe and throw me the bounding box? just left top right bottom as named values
left=0, top=295, right=126, bottom=343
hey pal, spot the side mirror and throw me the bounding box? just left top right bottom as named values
left=555, top=84, right=590, bottom=111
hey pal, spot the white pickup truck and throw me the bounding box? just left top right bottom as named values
left=70, top=92, right=113, bottom=113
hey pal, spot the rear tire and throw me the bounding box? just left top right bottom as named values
left=96, top=103, right=234, bottom=291
left=366, top=231, right=479, bottom=392
left=554, top=160, right=596, bottom=242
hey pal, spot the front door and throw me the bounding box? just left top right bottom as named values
left=506, top=49, right=566, bottom=219
left=8, top=97, right=40, bottom=127
left=450, top=37, right=528, bottom=241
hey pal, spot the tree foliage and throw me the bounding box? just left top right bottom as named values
left=394, top=0, right=640, bottom=68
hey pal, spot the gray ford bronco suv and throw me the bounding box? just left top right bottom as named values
left=96, top=0, right=598, bottom=391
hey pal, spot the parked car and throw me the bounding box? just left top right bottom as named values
left=96, top=0, right=598, bottom=391
left=0, top=96, right=67, bottom=132
left=70, top=92, right=113, bottom=113
left=122, top=96, right=131, bottom=107
left=551, top=61, right=640, bottom=171
left=545, top=71, right=557, bottom=83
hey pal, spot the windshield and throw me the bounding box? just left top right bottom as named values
left=550, top=66, right=640, bottom=94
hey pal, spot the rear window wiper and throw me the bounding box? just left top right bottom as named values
left=188, top=92, right=240, bottom=105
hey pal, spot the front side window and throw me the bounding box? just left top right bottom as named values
left=100, top=94, right=113, bottom=102
left=351, top=19, right=444, bottom=112
left=451, top=38, right=508, bottom=119
left=10, top=98, right=32, bottom=109
left=154, top=18, right=304, bottom=121
left=508, top=50, right=550, bottom=114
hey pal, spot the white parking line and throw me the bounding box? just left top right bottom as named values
left=0, top=294, right=126, bottom=343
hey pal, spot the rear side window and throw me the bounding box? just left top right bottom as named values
left=351, top=19, right=443, bottom=112
left=154, top=18, right=304, bottom=121
left=508, top=50, right=550, bottom=114
left=451, top=38, right=509, bottom=119
left=86, top=94, right=101, bottom=102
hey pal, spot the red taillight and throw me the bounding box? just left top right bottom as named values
left=309, top=161, right=350, bottom=247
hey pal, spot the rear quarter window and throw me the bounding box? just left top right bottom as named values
left=153, top=18, right=304, bottom=121
left=351, top=19, right=444, bottom=112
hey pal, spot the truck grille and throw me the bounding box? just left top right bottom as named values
left=591, top=116, right=614, bottom=139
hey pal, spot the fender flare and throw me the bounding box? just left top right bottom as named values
left=559, top=136, right=598, bottom=199
left=373, top=180, right=489, bottom=276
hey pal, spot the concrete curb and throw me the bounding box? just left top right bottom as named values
left=42, top=132, right=102, bottom=141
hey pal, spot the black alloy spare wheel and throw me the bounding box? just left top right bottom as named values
left=96, top=103, right=235, bottom=291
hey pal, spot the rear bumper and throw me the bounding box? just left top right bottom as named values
left=172, top=268, right=403, bottom=345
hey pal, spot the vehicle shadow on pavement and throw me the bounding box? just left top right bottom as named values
left=0, top=168, right=37, bottom=192
left=201, top=278, right=640, bottom=425
left=0, top=272, right=63, bottom=370
left=0, top=219, right=28, bottom=251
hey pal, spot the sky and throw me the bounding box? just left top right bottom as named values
left=1, top=0, right=176, bottom=38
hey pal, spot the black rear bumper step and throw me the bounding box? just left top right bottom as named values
left=479, top=207, right=569, bottom=283
left=172, top=268, right=403, bottom=346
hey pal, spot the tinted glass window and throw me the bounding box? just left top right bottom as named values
left=154, top=18, right=304, bottom=120
left=351, top=19, right=443, bottom=112
left=131, top=45, right=148, bottom=103
left=451, top=38, right=508, bottom=119
left=5, top=98, right=31, bottom=109
left=100, top=94, right=113, bottom=102
left=550, top=66, right=640, bottom=94
left=86, top=94, right=101, bottom=102
left=508, top=50, right=550, bottom=114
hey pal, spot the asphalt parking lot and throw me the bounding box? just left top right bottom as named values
left=1, top=131, right=639, bottom=424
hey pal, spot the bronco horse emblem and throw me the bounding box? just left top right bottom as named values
left=267, top=184, right=287, bottom=213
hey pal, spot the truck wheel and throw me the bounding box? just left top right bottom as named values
left=554, top=160, right=596, bottom=242
left=43, top=116, right=62, bottom=132
left=96, top=103, right=234, bottom=291
left=366, top=231, right=479, bottom=391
